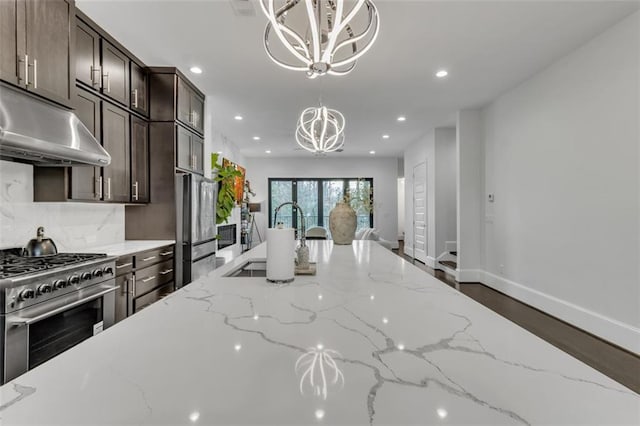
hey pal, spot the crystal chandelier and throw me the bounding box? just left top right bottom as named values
left=259, top=0, right=380, bottom=78
left=295, top=106, right=345, bottom=153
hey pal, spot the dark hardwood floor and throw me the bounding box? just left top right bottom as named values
left=392, top=241, right=640, bottom=393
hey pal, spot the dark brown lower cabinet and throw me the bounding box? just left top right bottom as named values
left=115, top=273, right=131, bottom=323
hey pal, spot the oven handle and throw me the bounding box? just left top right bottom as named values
left=9, top=286, right=118, bottom=326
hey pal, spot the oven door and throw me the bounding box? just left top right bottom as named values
left=3, top=282, right=117, bottom=384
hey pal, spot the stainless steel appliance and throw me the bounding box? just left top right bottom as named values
left=0, top=249, right=117, bottom=384
left=0, top=84, right=111, bottom=166
left=176, top=173, right=218, bottom=287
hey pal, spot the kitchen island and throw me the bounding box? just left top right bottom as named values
left=0, top=241, right=637, bottom=425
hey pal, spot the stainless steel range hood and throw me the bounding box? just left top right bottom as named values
left=0, top=85, right=111, bottom=167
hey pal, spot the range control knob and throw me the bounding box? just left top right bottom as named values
left=103, top=266, right=114, bottom=276
left=81, top=272, right=92, bottom=281
left=53, top=279, right=67, bottom=289
left=68, top=274, right=80, bottom=285
left=37, top=284, right=52, bottom=294
left=92, top=269, right=103, bottom=278
left=19, top=289, right=35, bottom=300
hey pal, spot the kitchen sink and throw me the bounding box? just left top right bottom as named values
left=222, top=259, right=267, bottom=277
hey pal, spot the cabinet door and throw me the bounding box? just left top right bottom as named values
left=131, top=116, right=149, bottom=203
left=192, top=134, right=204, bottom=175
left=115, top=273, right=131, bottom=323
left=130, top=61, right=148, bottom=116
left=0, top=0, right=25, bottom=86
left=176, top=77, right=191, bottom=127
left=24, top=0, right=73, bottom=106
left=75, top=19, right=100, bottom=89
left=101, top=40, right=129, bottom=106
left=102, top=102, right=130, bottom=202
left=71, top=89, right=101, bottom=200
left=176, top=125, right=192, bottom=171
left=191, top=91, right=204, bottom=134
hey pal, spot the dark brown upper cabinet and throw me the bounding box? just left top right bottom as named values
left=131, top=116, right=149, bottom=203
left=71, top=89, right=102, bottom=201
left=102, top=102, right=131, bottom=202
left=75, top=18, right=100, bottom=89
left=149, top=68, right=205, bottom=136
left=0, top=0, right=73, bottom=107
left=101, top=40, right=130, bottom=107
left=177, top=76, right=204, bottom=134
left=176, top=125, right=204, bottom=175
left=130, top=61, right=148, bottom=116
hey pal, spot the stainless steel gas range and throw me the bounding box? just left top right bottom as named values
left=0, top=249, right=117, bottom=384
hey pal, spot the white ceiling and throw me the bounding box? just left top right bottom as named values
left=76, top=0, right=639, bottom=159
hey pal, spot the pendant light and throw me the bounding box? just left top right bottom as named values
left=260, top=0, right=380, bottom=78
left=295, top=105, right=345, bottom=153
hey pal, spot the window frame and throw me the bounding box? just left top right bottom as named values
left=268, top=177, right=374, bottom=231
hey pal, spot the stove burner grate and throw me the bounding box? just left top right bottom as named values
left=0, top=250, right=108, bottom=279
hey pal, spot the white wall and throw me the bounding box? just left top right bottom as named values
left=206, top=97, right=247, bottom=259
left=244, top=156, right=398, bottom=246
left=480, top=12, right=639, bottom=352
left=457, top=110, right=484, bottom=281
left=434, top=128, right=457, bottom=259
left=403, top=132, right=436, bottom=265
left=0, top=161, right=125, bottom=250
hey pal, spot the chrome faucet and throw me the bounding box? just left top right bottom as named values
left=273, top=201, right=309, bottom=269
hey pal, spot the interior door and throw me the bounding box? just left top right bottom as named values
left=413, top=162, right=427, bottom=263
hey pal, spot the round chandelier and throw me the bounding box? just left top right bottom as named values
left=295, top=106, right=345, bottom=153
left=259, top=0, right=380, bottom=78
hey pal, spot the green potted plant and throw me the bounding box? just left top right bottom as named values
left=211, top=153, right=242, bottom=224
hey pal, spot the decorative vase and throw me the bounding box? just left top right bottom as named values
left=329, top=202, right=357, bottom=245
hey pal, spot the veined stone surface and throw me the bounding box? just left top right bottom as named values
left=0, top=241, right=637, bottom=425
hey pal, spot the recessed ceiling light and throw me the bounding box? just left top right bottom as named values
left=369, top=150, right=376, bottom=155
left=435, top=69, right=448, bottom=78
left=189, top=66, right=203, bottom=74
left=253, top=136, right=261, bottom=141
left=382, top=134, right=390, bottom=139
left=234, top=115, right=243, bottom=121
left=397, top=116, right=406, bottom=122
left=265, top=150, right=271, bottom=154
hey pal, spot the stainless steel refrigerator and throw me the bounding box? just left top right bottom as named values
left=175, top=173, right=218, bottom=287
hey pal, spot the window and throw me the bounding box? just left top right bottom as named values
left=268, top=178, right=373, bottom=237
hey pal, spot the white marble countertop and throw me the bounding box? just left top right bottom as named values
left=82, top=240, right=176, bottom=257
left=0, top=241, right=637, bottom=425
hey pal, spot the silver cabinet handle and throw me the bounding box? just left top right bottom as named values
left=98, top=176, right=103, bottom=199
left=116, top=262, right=133, bottom=269
left=103, top=72, right=110, bottom=93
left=132, top=89, right=138, bottom=108
left=160, top=251, right=173, bottom=256
left=141, top=276, right=156, bottom=283
left=18, top=55, right=28, bottom=86
left=142, top=256, right=156, bottom=262
left=130, top=275, right=136, bottom=296
left=24, top=54, right=29, bottom=87
left=91, top=65, right=101, bottom=87
left=107, top=177, right=112, bottom=200
left=33, top=58, right=37, bottom=89
left=159, top=269, right=173, bottom=275
left=133, top=181, right=139, bottom=201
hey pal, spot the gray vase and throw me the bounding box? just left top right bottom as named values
left=329, top=202, right=357, bottom=245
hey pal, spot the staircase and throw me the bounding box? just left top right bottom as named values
left=437, top=250, right=457, bottom=275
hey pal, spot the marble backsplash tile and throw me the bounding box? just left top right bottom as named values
left=0, top=161, right=125, bottom=251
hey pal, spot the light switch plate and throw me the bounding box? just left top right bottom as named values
left=488, top=193, right=494, bottom=202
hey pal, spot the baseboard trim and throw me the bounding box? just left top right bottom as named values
left=457, top=269, right=482, bottom=282
left=481, top=271, right=640, bottom=354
